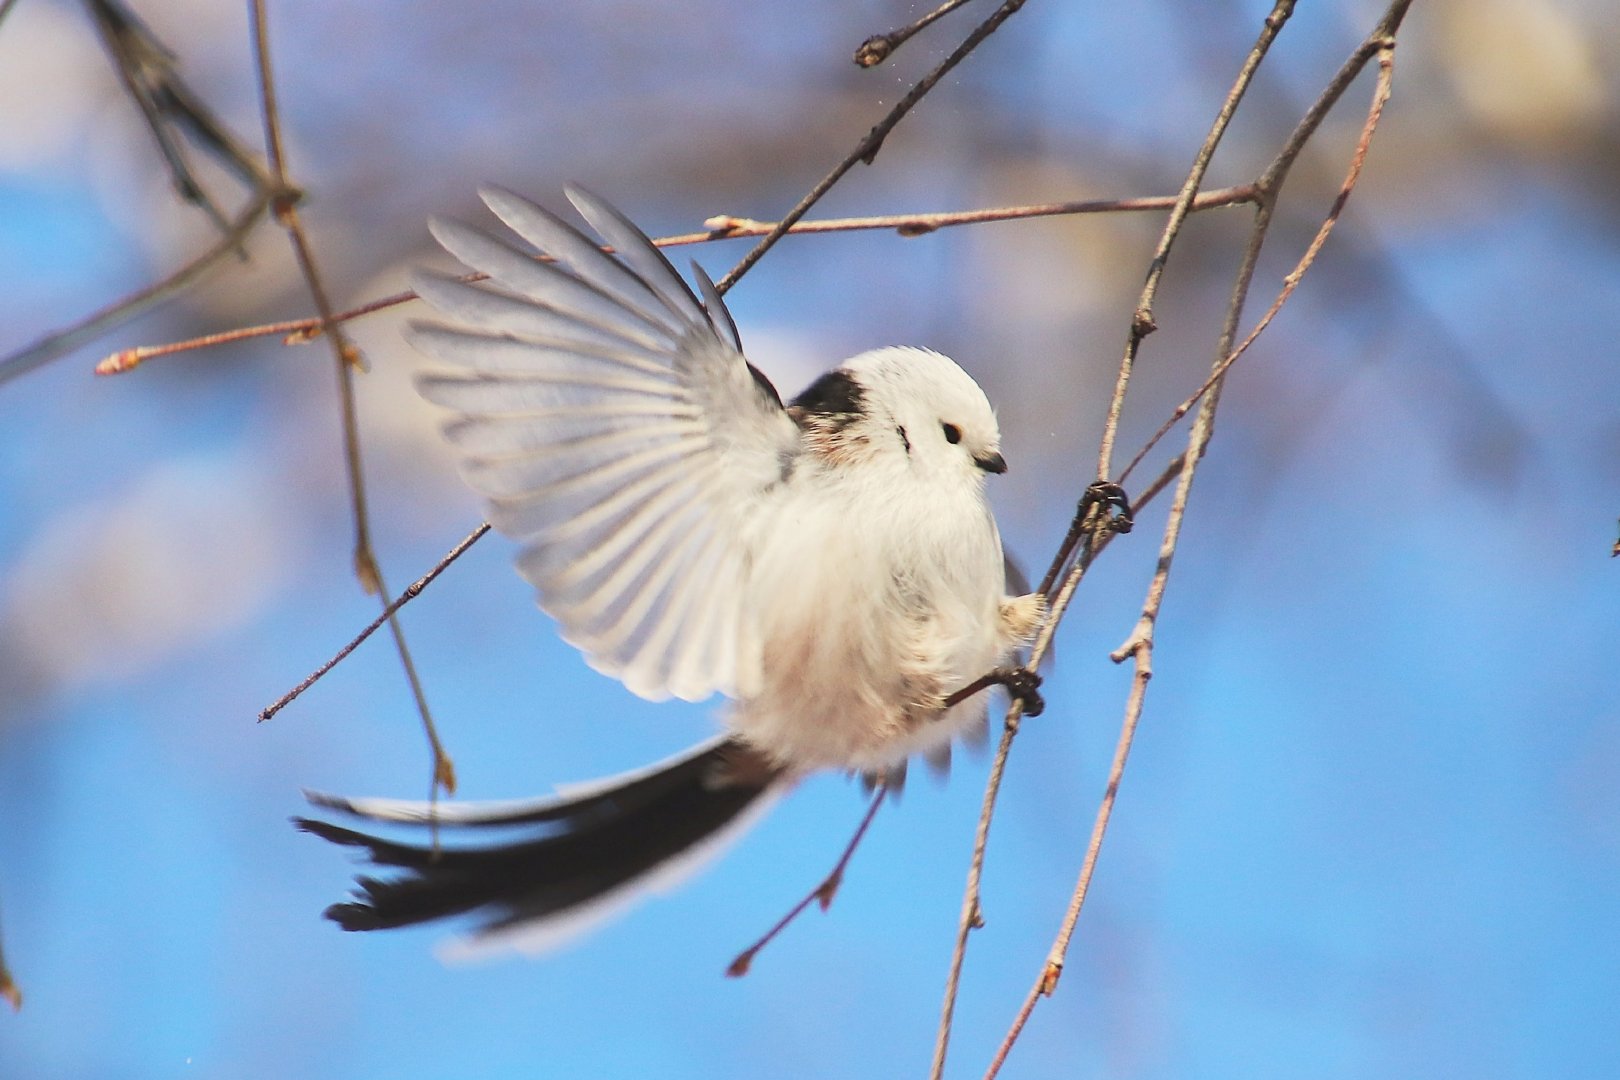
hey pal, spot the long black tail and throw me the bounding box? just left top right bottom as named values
left=295, top=734, right=783, bottom=956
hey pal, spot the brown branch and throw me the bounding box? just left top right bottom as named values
left=854, top=0, right=980, bottom=68
left=0, top=0, right=280, bottom=385
left=259, top=522, right=490, bottom=724
left=931, top=7, right=1303, bottom=1075
left=1094, top=0, right=1298, bottom=483
left=248, top=0, right=454, bottom=795
left=981, top=7, right=1412, bottom=1076
left=1118, top=27, right=1403, bottom=487
left=86, top=0, right=266, bottom=237
left=928, top=455, right=1180, bottom=1080
left=714, top=0, right=1035, bottom=296
left=96, top=187, right=1256, bottom=376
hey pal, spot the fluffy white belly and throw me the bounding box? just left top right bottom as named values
left=727, top=480, right=1004, bottom=774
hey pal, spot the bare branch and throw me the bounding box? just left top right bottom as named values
left=981, top=6, right=1413, bottom=1075
left=96, top=187, right=1255, bottom=375
left=0, top=0, right=275, bottom=386
left=1119, top=30, right=1401, bottom=486
left=854, top=0, right=980, bottom=68
left=259, top=522, right=490, bottom=724
left=0, top=189, right=272, bottom=386
left=715, top=0, right=1035, bottom=295
left=86, top=0, right=266, bottom=236
left=931, top=6, right=1306, bottom=1073
left=1094, top=0, right=1298, bottom=482
left=248, top=0, right=455, bottom=795
left=726, top=787, right=887, bottom=977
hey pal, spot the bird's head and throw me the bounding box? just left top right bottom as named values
left=792, top=347, right=1004, bottom=482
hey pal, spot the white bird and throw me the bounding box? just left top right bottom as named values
left=296, top=186, right=1063, bottom=958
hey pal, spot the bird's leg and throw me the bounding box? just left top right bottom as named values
left=726, top=784, right=887, bottom=977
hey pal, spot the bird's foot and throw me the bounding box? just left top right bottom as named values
left=988, top=667, right=1044, bottom=717
left=1082, top=480, right=1134, bottom=534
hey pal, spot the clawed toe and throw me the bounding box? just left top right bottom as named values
left=1083, top=480, right=1134, bottom=534
left=992, top=667, right=1044, bottom=717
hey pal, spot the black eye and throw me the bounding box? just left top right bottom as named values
left=942, top=423, right=962, bottom=445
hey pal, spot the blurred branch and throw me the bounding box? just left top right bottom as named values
left=259, top=522, right=490, bottom=724
left=0, top=0, right=273, bottom=387
left=248, top=0, right=455, bottom=796
left=854, top=0, right=980, bottom=68
left=0, top=899, right=19, bottom=1011
left=0, top=190, right=272, bottom=386
left=981, top=6, right=1412, bottom=1077
left=86, top=0, right=265, bottom=237
left=714, top=0, right=1034, bottom=295
left=97, top=187, right=1256, bottom=375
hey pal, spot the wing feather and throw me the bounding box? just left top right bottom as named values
left=412, top=188, right=800, bottom=701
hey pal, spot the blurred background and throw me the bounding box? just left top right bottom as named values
left=1, top=0, right=1617, bottom=1076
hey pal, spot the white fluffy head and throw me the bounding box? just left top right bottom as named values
left=836, top=347, right=1005, bottom=479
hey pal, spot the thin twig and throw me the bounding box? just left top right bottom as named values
left=928, top=455, right=1179, bottom=1080
left=259, top=522, right=490, bottom=723
left=714, top=0, right=1034, bottom=296
left=96, top=187, right=1255, bottom=375
left=0, top=189, right=272, bottom=386
left=248, top=0, right=455, bottom=795
left=1094, top=0, right=1297, bottom=482
left=854, top=0, right=980, bottom=67
left=982, top=7, right=1412, bottom=1074
left=725, top=785, right=887, bottom=977
left=983, top=264, right=1255, bottom=1080
left=931, top=7, right=1302, bottom=1074
left=1118, top=29, right=1402, bottom=487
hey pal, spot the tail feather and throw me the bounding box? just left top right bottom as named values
left=295, top=735, right=784, bottom=952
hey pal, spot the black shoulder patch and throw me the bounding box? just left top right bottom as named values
left=746, top=362, right=783, bottom=409
left=791, top=368, right=864, bottom=417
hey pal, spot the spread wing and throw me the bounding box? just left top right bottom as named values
left=408, top=185, right=800, bottom=702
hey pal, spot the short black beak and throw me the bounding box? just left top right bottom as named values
left=975, top=451, right=1008, bottom=474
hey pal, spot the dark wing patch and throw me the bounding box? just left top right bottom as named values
left=791, top=368, right=865, bottom=418
left=747, top=362, right=783, bottom=409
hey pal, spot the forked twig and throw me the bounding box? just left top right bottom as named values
left=931, top=4, right=1305, bottom=1074
left=980, top=7, right=1411, bottom=1076
left=0, top=0, right=272, bottom=386
left=715, top=0, right=1035, bottom=296
left=854, top=0, right=980, bottom=68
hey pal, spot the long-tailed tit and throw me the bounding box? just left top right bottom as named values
left=296, top=186, right=1057, bottom=958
